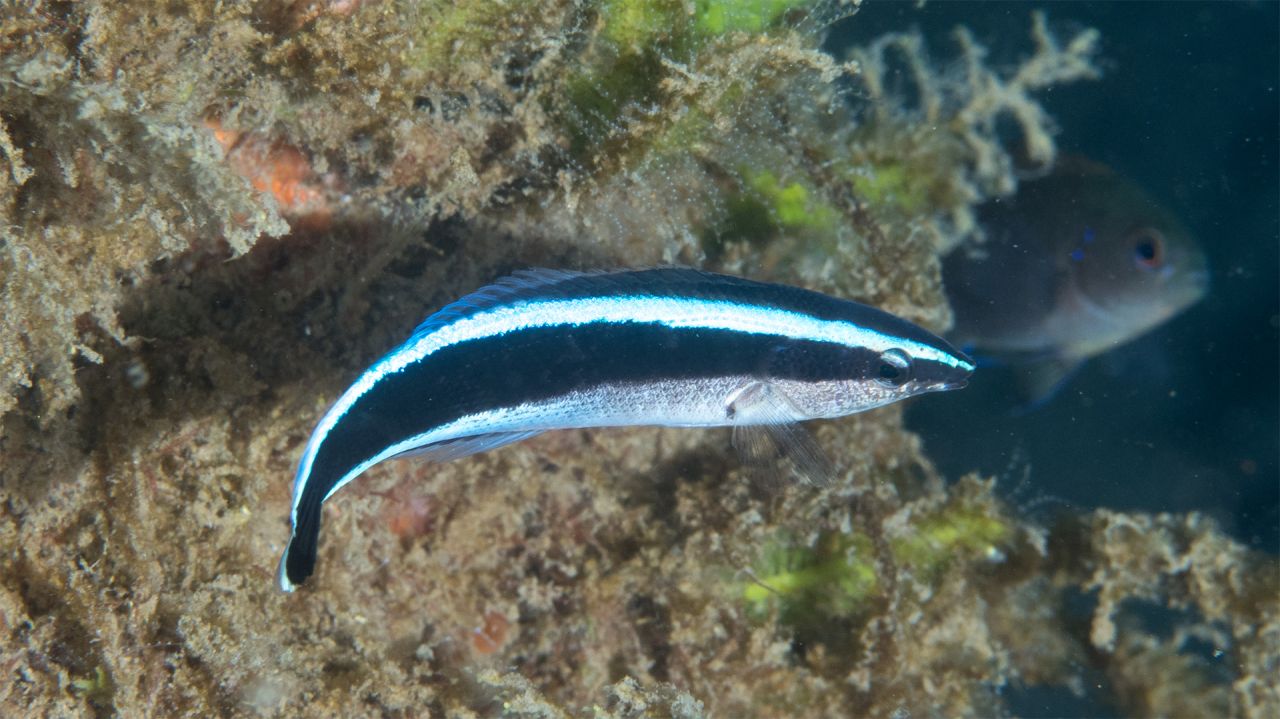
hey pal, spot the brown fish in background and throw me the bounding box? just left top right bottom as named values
left=943, top=158, right=1210, bottom=403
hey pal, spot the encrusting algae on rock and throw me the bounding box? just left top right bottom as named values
left=1, top=1, right=1276, bottom=717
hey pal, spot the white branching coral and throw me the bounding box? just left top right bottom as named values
left=847, top=11, right=1100, bottom=238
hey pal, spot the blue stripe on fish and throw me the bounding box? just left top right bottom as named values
left=280, top=268, right=973, bottom=591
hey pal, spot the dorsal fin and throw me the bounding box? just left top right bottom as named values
left=408, top=267, right=745, bottom=338
left=410, top=268, right=599, bottom=338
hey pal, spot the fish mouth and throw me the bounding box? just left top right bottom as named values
left=1186, top=268, right=1211, bottom=294
left=952, top=349, right=977, bottom=374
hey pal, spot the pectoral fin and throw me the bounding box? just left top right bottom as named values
left=727, top=382, right=834, bottom=487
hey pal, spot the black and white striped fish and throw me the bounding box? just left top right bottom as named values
left=280, top=268, right=974, bottom=591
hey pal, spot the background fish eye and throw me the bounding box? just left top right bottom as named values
left=1130, top=227, right=1166, bottom=270
left=876, top=348, right=913, bottom=387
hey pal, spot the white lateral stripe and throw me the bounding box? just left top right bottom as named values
left=320, top=376, right=750, bottom=503
left=291, top=295, right=966, bottom=516
left=320, top=405, right=536, bottom=504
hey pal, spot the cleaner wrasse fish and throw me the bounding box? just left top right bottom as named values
left=280, top=267, right=974, bottom=590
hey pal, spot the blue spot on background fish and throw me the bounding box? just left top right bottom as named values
left=943, top=158, right=1208, bottom=406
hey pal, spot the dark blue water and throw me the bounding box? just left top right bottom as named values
left=830, top=1, right=1279, bottom=551
left=829, top=4, right=1277, bottom=714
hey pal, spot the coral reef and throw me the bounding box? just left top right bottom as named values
left=0, top=5, right=295, bottom=422
left=1, top=1, right=1275, bottom=718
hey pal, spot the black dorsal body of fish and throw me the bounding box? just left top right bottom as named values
left=943, top=158, right=1209, bottom=403
left=280, top=267, right=974, bottom=591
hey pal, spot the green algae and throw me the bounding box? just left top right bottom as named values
left=703, top=170, right=841, bottom=258
left=599, top=0, right=813, bottom=49
left=739, top=493, right=1013, bottom=643
left=599, top=0, right=689, bottom=50
left=890, top=502, right=1011, bottom=578
left=695, top=0, right=816, bottom=36
left=68, top=666, right=112, bottom=706
left=849, top=162, right=928, bottom=215
left=562, top=51, right=668, bottom=160
left=743, top=530, right=879, bottom=622
left=409, top=1, right=548, bottom=76
left=745, top=170, right=840, bottom=232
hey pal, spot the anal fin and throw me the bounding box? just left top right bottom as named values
left=390, top=430, right=544, bottom=463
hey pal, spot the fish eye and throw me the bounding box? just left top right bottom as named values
left=1131, top=229, right=1165, bottom=270
left=876, top=348, right=913, bottom=387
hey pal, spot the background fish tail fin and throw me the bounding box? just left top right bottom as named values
left=1013, top=356, right=1084, bottom=412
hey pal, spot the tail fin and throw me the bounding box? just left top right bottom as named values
left=279, top=502, right=321, bottom=592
